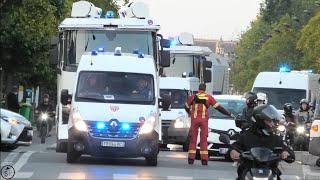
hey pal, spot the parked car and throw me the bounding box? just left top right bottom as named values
left=1, top=108, right=33, bottom=151
left=309, top=97, right=320, bottom=167
left=196, top=95, right=246, bottom=160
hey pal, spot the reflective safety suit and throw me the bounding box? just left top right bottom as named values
left=185, top=90, right=232, bottom=161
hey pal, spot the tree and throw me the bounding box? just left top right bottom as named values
left=297, top=11, right=320, bottom=73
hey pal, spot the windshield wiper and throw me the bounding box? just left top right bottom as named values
left=77, top=96, right=106, bottom=102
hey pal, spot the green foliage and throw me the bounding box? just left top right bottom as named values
left=232, top=0, right=320, bottom=93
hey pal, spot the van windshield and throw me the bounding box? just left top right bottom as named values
left=252, top=87, right=306, bottom=110
left=160, top=89, right=188, bottom=108
left=75, top=71, right=155, bottom=105
left=209, top=99, right=246, bottom=119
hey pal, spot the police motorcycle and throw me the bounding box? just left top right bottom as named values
left=294, top=116, right=311, bottom=151
left=276, top=122, right=295, bottom=148
left=219, top=134, right=292, bottom=180
left=35, top=110, right=55, bottom=144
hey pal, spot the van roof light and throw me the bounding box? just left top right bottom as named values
left=91, top=50, right=98, bottom=55
left=133, top=49, right=139, bottom=54
left=138, top=52, right=144, bottom=58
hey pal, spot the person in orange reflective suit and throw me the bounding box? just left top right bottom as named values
left=185, top=83, right=234, bottom=165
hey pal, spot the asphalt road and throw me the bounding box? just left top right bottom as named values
left=0, top=130, right=317, bottom=180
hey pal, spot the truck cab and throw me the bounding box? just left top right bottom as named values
left=53, top=1, right=171, bottom=166
left=159, top=77, right=199, bottom=151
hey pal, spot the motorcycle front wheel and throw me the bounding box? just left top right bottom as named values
left=40, top=125, right=47, bottom=144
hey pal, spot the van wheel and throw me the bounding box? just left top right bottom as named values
left=145, top=154, right=158, bottom=166
left=56, top=138, right=67, bottom=153
left=66, top=142, right=80, bottom=163
left=183, top=138, right=189, bottom=152
left=316, top=158, right=320, bottom=167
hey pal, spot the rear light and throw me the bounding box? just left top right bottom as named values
left=312, top=125, right=318, bottom=132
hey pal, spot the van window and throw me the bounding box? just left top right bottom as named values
left=253, top=87, right=306, bottom=110
left=160, top=89, right=188, bottom=108
left=75, top=71, right=155, bottom=105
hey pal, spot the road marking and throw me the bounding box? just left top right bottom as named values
left=12, top=151, right=35, bottom=172
left=302, top=165, right=320, bottom=180
left=113, top=174, right=138, bottom=180
left=13, top=172, right=34, bottom=179
left=58, top=173, right=86, bottom=179
left=281, top=175, right=300, bottom=180
left=167, top=176, right=193, bottom=180
left=1, top=152, right=20, bottom=167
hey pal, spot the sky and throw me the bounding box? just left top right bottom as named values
left=122, top=0, right=264, bottom=40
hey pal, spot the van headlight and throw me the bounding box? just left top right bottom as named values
left=72, top=110, right=87, bottom=132
left=174, top=116, right=185, bottom=128
left=4, top=118, right=19, bottom=125
left=139, top=115, right=156, bottom=134
left=297, top=126, right=305, bottom=133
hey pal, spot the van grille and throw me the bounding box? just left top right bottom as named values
left=86, top=121, right=141, bottom=139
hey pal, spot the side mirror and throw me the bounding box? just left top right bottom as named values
left=159, top=94, right=171, bottom=111
left=160, top=39, right=171, bottom=48
left=61, top=89, right=69, bottom=105
left=219, top=134, right=230, bottom=144
left=203, top=70, right=212, bottom=83
left=160, top=50, right=171, bottom=67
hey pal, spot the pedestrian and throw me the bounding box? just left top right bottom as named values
left=184, top=83, right=234, bottom=165
left=6, top=86, right=20, bottom=113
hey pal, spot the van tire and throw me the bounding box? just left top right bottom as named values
left=66, top=142, right=80, bottom=163
left=183, top=138, right=189, bottom=152
left=56, top=138, right=67, bottom=153
left=145, top=154, right=158, bottom=166
left=316, top=158, right=320, bottom=167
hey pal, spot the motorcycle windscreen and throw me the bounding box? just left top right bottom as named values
left=250, top=147, right=277, bottom=163
left=259, top=105, right=283, bottom=121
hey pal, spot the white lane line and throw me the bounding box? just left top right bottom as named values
left=113, top=174, right=138, bottom=180
left=12, top=151, right=35, bottom=172
left=58, top=173, right=86, bottom=179
left=1, top=152, right=20, bottom=166
left=13, top=172, right=34, bottom=179
left=281, top=175, right=300, bottom=180
left=302, top=165, right=320, bottom=179
left=167, top=176, right=193, bottom=180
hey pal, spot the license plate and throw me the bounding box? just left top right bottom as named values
left=219, top=148, right=229, bottom=154
left=101, top=141, right=125, bottom=147
left=27, top=130, right=33, bottom=137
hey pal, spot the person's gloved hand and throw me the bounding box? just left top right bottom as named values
left=230, top=114, right=236, bottom=119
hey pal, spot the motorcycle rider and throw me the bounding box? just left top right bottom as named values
left=282, top=103, right=298, bottom=145
left=35, top=94, right=55, bottom=135
left=236, top=92, right=257, bottom=131
left=295, top=99, right=313, bottom=123
left=256, top=92, right=267, bottom=106
left=227, top=104, right=295, bottom=180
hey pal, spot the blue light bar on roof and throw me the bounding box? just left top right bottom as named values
left=106, top=11, right=114, bottom=18
left=280, top=65, right=290, bottom=72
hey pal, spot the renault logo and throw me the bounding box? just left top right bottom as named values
left=108, top=119, right=120, bottom=132
left=228, top=129, right=236, bottom=136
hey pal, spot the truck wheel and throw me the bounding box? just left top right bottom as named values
left=183, top=138, right=190, bottom=152
left=195, top=150, right=201, bottom=160
left=66, top=142, right=80, bottom=163
left=316, top=158, right=320, bottom=167
left=145, top=154, right=158, bottom=166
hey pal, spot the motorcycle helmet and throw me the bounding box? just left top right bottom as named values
left=283, top=103, right=293, bottom=115
left=252, top=104, right=282, bottom=136
left=257, top=92, right=268, bottom=106
left=43, top=94, right=49, bottom=104
left=299, top=99, right=309, bottom=111
left=243, top=92, right=257, bottom=107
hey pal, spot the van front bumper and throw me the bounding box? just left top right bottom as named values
left=68, top=127, right=159, bottom=158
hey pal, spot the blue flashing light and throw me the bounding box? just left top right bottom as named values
left=171, top=40, right=178, bottom=46
left=98, top=47, right=104, bottom=52
left=138, top=52, right=145, bottom=58
left=91, top=50, right=98, bottom=56
left=280, top=65, right=290, bottom=72
left=121, top=123, right=131, bottom=130
left=106, top=11, right=114, bottom=18
left=97, top=122, right=105, bottom=129
left=133, top=49, right=139, bottom=54
left=147, top=19, right=153, bottom=25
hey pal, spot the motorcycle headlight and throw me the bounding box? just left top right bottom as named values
left=72, top=110, right=87, bottom=132
left=277, top=125, right=285, bottom=132
left=297, top=126, right=305, bottom=133
left=139, top=115, right=156, bottom=134
left=41, top=113, right=48, bottom=120
left=174, top=116, right=185, bottom=129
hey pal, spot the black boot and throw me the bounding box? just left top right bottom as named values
left=188, top=159, right=194, bottom=165
left=201, top=160, right=208, bottom=165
